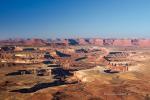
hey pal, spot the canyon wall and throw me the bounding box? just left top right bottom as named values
left=1, top=38, right=150, bottom=47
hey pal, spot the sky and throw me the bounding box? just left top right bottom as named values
left=0, top=0, right=150, bottom=39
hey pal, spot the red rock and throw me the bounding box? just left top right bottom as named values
left=113, top=39, right=132, bottom=46
left=138, top=39, right=150, bottom=47
left=131, top=39, right=139, bottom=46
left=89, top=38, right=103, bottom=45
left=24, top=38, right=46, bottom=46
left=78, top=38, right=88, bottom=45
left=103, top=39, right=114, bottom=46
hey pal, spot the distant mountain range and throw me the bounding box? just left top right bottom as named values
left=0, top=38, right=150, bottom=47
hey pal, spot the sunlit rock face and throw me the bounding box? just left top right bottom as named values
left=62, top=39, right=69, bottom=45
left=138, top=39, right=150, bottom=47
left=88, top=38, right=95, bottom=44
left=88, top=38, right=103, bottom=45
left=94, top=38, right=104, bottom=45
left=24, top=38, right=46, bottom=46
left=103, top=39, right=114, bottom=46
left=113, top=39, right=132, bottom=46
left=78, top=38, right=88, bottom=45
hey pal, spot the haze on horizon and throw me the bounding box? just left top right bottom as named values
left=0, top=0, right=150, bottom=39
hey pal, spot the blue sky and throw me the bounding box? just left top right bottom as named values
left=0, top=0, right=150, bottom=39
